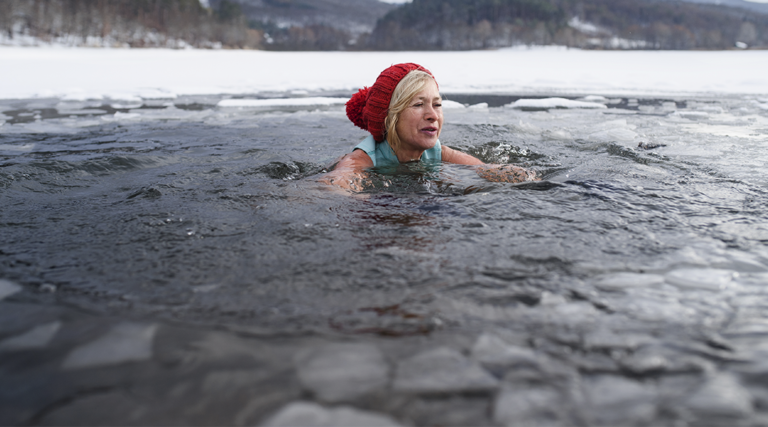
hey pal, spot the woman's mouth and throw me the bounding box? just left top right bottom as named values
left=420, top=126, right=438, bottom=136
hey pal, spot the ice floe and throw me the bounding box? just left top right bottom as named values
left=724, top=318, right=768, bottom=337
left=471, top=333, right=538, bottom=371
left=684, top=374, right=753, bottom=419
left=579, top=95, right=609, bottom=103
left=583, top=327, right=653, bottom=351
left=393, top=347, right=498, bottom=393
left=506, top=97, right=607, bottom=110
left=672, top=111, right=711, bottom=120
left=618, top=345, right=676, bottom=375
left=493, top=385, right=566, bottom=426
left=588, top=126, right=638, bottom=143
left=294, top=343, right=389, bottom=402
left=582, top=118, right=638, bottom=143
left=101, top=112, right=141, bottom=122
left=0, top=279, right=21, bottom=300
left=62, top=322, right=157, bottom=369
left=584, top=375, right=657, bottom=425
left=262, top=401, right=404, bottom=427
left=217, top=97, right=349, bottom=108
left=440, top=100, right=466, bottom=109
left=0, top=143, right=35, bottom=152
left=620, top=290, right=699, bottom=324
left=0, top=321, right=61, bottom=352
left=594, top=273, right=665, bottom=291
left=664, top=268, right=737, bottom=291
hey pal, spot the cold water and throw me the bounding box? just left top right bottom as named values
left=2, top=93, right=768, bottom=426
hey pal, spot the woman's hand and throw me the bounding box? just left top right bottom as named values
left=442, top=146, right=537, bottom=183
left=477, top=164, right=538, bottom=183
left=319, top=169, right=369, bottom=191
left=318, top=149, right=374, bottom=191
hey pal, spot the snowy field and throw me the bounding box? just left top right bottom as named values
left=1, top=46, right=767, bottom=101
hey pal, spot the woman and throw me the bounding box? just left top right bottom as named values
left=326, top=63, right=536, bottom=190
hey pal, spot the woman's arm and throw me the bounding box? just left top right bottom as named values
left=320, top=149, right=374, bottom=191
left=441, top=146, right=484, bottom=165
left=442, top=146, right=538, bottom=183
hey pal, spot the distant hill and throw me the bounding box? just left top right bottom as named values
left=3, top=0, right=766, bottom=50
left=215, top=0, right=399, bottom=35
left=209, top=0, right=399, bottom=49
left=368, top=0, right=768, bottom=50
left=675, top=0, right=768, bottom=15
left=211, top=0, right=768, bottom=50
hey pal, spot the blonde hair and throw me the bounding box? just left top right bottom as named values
left=384, top=70, right=438, bottom=152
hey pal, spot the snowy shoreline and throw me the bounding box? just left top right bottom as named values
left=1, top=46, right=767, bottom=101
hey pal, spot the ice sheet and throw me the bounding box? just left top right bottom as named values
left=1, top=47, right=766, bottom=100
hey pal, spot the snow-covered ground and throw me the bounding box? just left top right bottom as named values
left=1, top=46, right=767, bottom=101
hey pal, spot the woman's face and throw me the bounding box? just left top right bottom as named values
left=395, top=79, right=443, bottom=155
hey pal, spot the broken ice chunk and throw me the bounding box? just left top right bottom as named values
left=471, top=333, right=538, bottom=370
left=579, top=95, right=609, bottom=103
left=0, top=279, right=22, bottom=300
left=441, top=100, right=466, bottom=109
left=493, top=385, right=564, bottom=426
left=584, top=375, right=657, bottom=425
left=506, top=98, right=607, bottom=110
left=724, top=318, right=768, bottom=337
left=589, top=127, right=638, bottom=143
left=62, top=322, right=157, bottom=370
left=665, top=268, right=736, bottom=291
left=0, top=321, right=61, bottom=352
left=584, top=327, right=652, bottom=351
left=594, top=273, right=665, bottom=291
left=294, top=343, right=389, bottom=403
left=684, top=374, right=753, bottom=418
left=393, top=347, right=498, bottom=394
left=261, top=401, right=404, bottom=427
left=673, top=111, right=710, bottom=120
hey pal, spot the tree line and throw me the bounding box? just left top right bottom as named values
left=367, top=0, right=768, bottom=50
left=1, top=0, right=766, bottom=50
left=0, top=0, right=262, bottom=48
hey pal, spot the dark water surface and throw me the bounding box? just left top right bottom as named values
left=2, top=94, right=768, bottom=426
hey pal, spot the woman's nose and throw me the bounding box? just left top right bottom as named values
left=424, top=105, right=437, bottom=120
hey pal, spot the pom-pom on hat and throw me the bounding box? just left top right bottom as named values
left=346, top=63, right=435, bottom=142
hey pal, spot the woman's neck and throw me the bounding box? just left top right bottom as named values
left=389, top=141, right=423, bottom=163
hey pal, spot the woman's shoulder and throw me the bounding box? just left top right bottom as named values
left=341, top=145, right=374, bottom=170
left=354, top=135, right=377, bottom=155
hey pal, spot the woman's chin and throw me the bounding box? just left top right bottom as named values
left=404, top=137, right=438, bottom=152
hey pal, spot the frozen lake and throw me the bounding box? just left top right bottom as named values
left=1, top=47, right=768, bottom=99
left=2, top=48, right=768, bottom=426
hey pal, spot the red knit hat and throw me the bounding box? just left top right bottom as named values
left=346, top=63, right=436, bottom=142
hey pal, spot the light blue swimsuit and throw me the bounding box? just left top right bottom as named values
left=354, top=135, right=441, bottom=167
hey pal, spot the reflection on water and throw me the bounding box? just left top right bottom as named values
left=1, top=93, right=768, bottom=426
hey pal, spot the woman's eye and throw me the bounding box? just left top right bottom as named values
left=434, top=103, right=442, bottom=108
